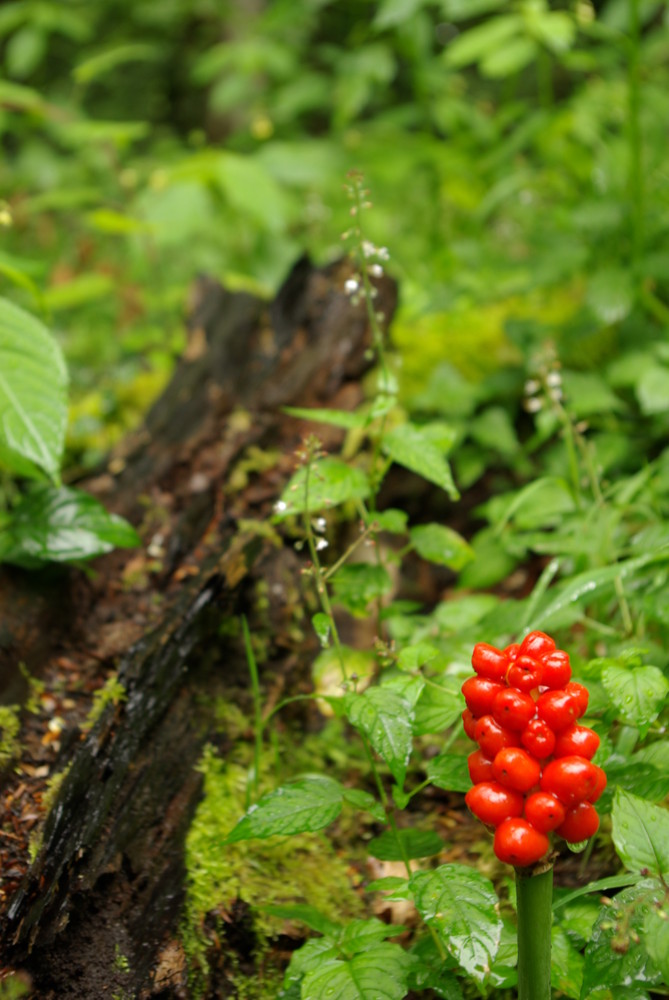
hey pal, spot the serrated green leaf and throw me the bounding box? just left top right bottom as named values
left=426, top=753, right=471, bottom=793
left=413, top=679, right=463, bottom=735
left=644, top=907, right=669, bottom=983
left=338, top=918, right=406, bottom=954
left=397, top=642, right=440, bottom=671
left=225, top=775, right=343, bottom=843
left=301, top=942, right=413, bottom=1000
left=612, top=790, right=669, bottom=877
left=274, top=457, right=370, bottom=518
left=581, top=879, right=664, bottom=999
left=368, top=828, right=443, bottom=861
left=345, top=687, right=413, bottom=788
left=0, top=485, right=140, bottom=568
left=0, top=297, right=67, bottom=481
left=602, top=665, right=669, bottom=736
left=382, top=422, right=459, bottom=499
left=410, top=523, right=474, bottom=570
left=411, top=864, right=502, bottom=983
left=284, top=936, right=340, bottom=984
left=331, top=563, right=392, bottom=616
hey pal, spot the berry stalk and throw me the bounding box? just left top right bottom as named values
left=517, top=862, right=553, bottom=1000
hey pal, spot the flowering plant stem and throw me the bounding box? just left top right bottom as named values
left=516, top=862, right=553, bottom=1000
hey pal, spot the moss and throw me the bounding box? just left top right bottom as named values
left=0, top=706, right=21, bottom=768
left=182, top=744, right=363, bottom=997
left=81, top=673, right=127, bottom=732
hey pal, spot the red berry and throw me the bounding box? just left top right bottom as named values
left=474, top=715, right=520, bottom=757
left=565, top=682, right=589, bottom=718
left=471, top=643, right=508, bottom=680
left=554, top=724, right=600, bottom=760
left=504, top=643, right=520, bottom=662
left=468, top=749, right=495, bottom=784
left=492, top=688, right=536, bottom=731
left=493, top=817, right=549, bottom=866
left=536, top=690, right=578, bottom=732
left=492, top=747, right=541, bottom=793
left=507, top=655, right=543, bottom=692
left=521, top=718, right=556, bottom=758
left=462, top=676, right=505, bottom=717
left=540, top=650, right=572, bottom=688
left=519, top=630, right=556, bottom=659
left=524, top=791, right=566, bottom=833
left=462, top=709, right=478, bottom=741
left=556, top=801, right=600, bottom=843
left=540, top=756, right=604, bottom=808
left=465, top=781, right=525, bottom=827
left=589, top=764, right=607, bottom=804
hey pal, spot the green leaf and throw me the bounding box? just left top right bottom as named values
left=644, top=907, right=669, bottom=983
left=342, top=787, right=386, bottom=823
left=444, top=15, right=522, bottom=68
left=586, top=268, right=634, bottom=325
left=225, top=775, right=344, bottom=843
left=0, top=485, right=140, bottom=568
left=301, top=942, right=413, bottom=1000
left=0, top=297, right=68, bottom=482
left=369, top=508, right=408, bottom=534
left=552, top=874, right=641, bottom=912
left=382, top=422, right=459, bottom=499
left=368, top=828, right=443, bottom=861
left=636, top=364, right=669, bottom=415
left=338, top=918, right=406, bottom=953
left=411, top=864, right=502, bottom=983
left=73, top=42, right=160, bottom=84
left=426, top=753, right=471, bottom=793
left=410, top=523, right=474, bottom=570
left=481, top=36, right=536, bottom=78
left=312, top=613, right=332, bottom=648
left=262, top=904, right=340, bottom=936
left=345, top=687, right=413, bottom=788
left=283, top=405, right=368, bottom=430
left=601, top=665, right=669, bottom=736
left=581, top=879, right=664, bottom=999
left=611, top=790, right=669, bottom=877
left=331, top=563, right=393, bottom=616
left=274, top=458, right=370, bottom=518
left=551, top=925, right=584, bottom=999
left=366, top=876, right=409, bottom=892
left=397, top=642, right=440, bottom=671
left=413, top=679, right=463, bottom=735
left=374, top=0, right=427, bottom=30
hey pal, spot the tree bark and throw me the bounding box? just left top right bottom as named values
left=0, top=256, right=397, bottom=998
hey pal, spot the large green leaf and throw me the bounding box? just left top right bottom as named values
left=0, top=485, right=140, bottom=567
left=225, top=775, right=344, bottom=843
left=368, top=827, right=443, bottom=861
left=411, top=864, right=502, bottom=983
left=274, top=457, right=370, bottom=518
left=413, top=679, right=463, bottom=735
left=426, top=753, right=471, bottom=793
left=410, top=523, right=474, bottom=570
left=381, top=422, right=459, bottom=499
left=301, top=942, right=413, bottom=1000
left=0, top=297, right=68, bottom=481
left=551, top=925, right=584, bottom=999
left=602, top=664, right=669, bottom=737
left=345, top=687, right=413, bottom=788
left=611, top=790, right=669, bottom=877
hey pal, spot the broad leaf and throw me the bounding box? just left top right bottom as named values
left=345, top=687, right=413, bottom=788
left=312, top=613, right=331, bottom=647
left=0, top=485, right=140, bottom=567
left=611, top=789, right=669, bottom=877
left=225, top=775, right=343, bottom=843
left=413, top=679, right=463, bottom=735
left=410, top=523, right=474, bottom=570
left=426, top=753, right=471, bottom=793
left=338, top=918, right=406, bottom=953
left=411, top=864, right=502, bottom=983
left=551, top=925, right=584, bottom=999
left=644, top=907, right=669, bottom=983
left=601, top=664, right=668, bottom=736
left=331, top=563, right=392, bottom=616
left=342, top=787, right=386, bottom=823
left=382, top=422, right=459, bottom=499
left=0, top=296, right=68, bottom=481
left=367, top=828, right=443, bottom=861
left=283, top=405, right=369, bottom=430
left=262, top=904, right=340, bottom=936
left=274, top=457, right=370, bottom=518
left=397, top=641, right=440, bottom=671
left=301, top=942, right=413, bottom=1000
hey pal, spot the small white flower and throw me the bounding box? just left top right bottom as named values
left=316, top=538, right=329, bottom=551
left=345, top=278, right=359, bottom=295
left=274, top=500, right=288, bottom=513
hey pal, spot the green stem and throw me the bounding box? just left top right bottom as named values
left=517, top=863, right=553, bottom=1000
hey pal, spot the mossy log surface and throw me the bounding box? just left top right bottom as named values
left=0, top=256, right=397, bottom=998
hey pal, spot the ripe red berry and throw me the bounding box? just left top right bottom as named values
left=589, top=764, right=607, bottom=804
left=462, top=709, right=478, bottom=741
left=521, top=718, right=556, bottom=758
left=524, top=791, right=566, bottom=833
left=468, top=749, right=495, bottom=784
left=536, top=690, right=578, bottom=732
left=540, top=756, right=605, bottom=808
left=554, top=723, right=600, bottom=760
left=492, top=688, right=536, bottom=731
left=565, top=681, right=589, bottom=718
left=462, top=676, right=505, bottom=717
left=504, top=642, right=520, bottom=663
left=519, top=630, right=556, bottom=659
left=507, top=655, right=543, bottom=692
left=493, top=817, right=549, bottom=866
left=556, top=801, right=600, bottom=843
left=540, top=650, right=572, bottom=689
left=493, top=747, right=541, bottom=793
left=465, top=781, right=525, bottom=826
left=474, top=715, right=520, bottom=757
left=471, top=643, right=508, bottom=680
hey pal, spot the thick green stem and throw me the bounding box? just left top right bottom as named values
left=517, top=863, right=553, bottom=1000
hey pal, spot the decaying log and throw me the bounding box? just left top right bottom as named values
left=0, top=256, right=397, bottom=998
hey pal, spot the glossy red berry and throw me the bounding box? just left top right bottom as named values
left=462, top=709, right=478, bottom=741
left=540, top=756, right=605, bottom=808
left=468, top=749, right=495, bottom=784
left=493, top=817, right=549, bottom=866
left=521, top=718, right=556, bottom=759
left=474, top=715, right=520, bottom=757
left=493, top=747, right=541, bottom=793
left=471, top=643, right=508, bottom=680
left=507, top=655, right=543, bottom=692
left=492, top=688, right=536, bottom=731
left=589, top=764, right=607, bottom=804
left=556, top=801, right=600, bottom=843
left=519, top=630, right=556, bottom=659
left=553, top=723, right=600, bottom=760
left=565, top=681, right=589, bottom=718
left=503, top=643, right=520, bottom=662
left=536, top=689, right=578, bottom=732
left=540, top=650, right=572, bottom=689
left=465, top=781, right=525, bottom=826
left=462, top=676, right=505, bottom=717
left=524, top=791, right=566, bottom=833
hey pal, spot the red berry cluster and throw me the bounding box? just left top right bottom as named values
left=462, top=631, right=606, bottom=867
